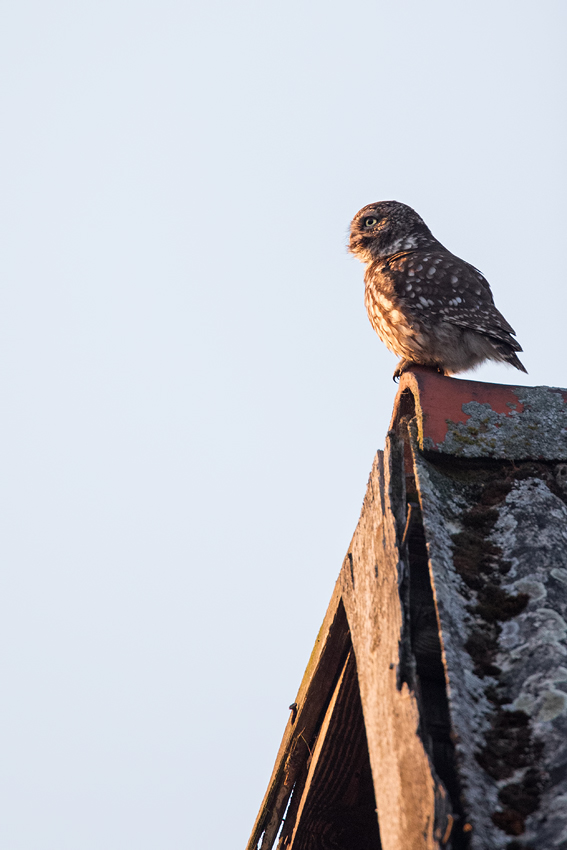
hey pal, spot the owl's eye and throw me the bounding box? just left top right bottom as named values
left=364, top=217, right=378, bottom=228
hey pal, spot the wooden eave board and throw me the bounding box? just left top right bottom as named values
left=285, top=650, right=381, bottom=850
left=245, top=584, right=351, bottom=850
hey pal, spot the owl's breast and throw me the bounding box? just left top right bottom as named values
left=364, top=279, right=422, bottom=358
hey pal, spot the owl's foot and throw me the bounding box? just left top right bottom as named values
left=393, top=360, right=448, bottom=382
left=393, top=359, right=416, bottom=382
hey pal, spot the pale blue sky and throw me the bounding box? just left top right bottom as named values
left=0, top=1, right=565, bottom=847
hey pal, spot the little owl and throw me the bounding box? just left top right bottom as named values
left=348, top=201, right=526, bottom=380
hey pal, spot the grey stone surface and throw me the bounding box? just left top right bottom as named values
left=409, top=420, right=567, bottom=848
left=491, top=479, right=567, bottom=847
left=410, top=433, right=499, bottom=849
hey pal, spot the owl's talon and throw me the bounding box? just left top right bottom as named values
left=393, top=359, right=414, bottom=381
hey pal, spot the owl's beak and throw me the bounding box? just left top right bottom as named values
left=348, top=232, right=361, bottom=254
left=348, top=231, right=369, bottom=260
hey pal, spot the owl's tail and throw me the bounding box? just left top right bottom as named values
left=502, top=349, right=528, bottom=374
left=509, top=353, right=528, bottom=373
left=489, top=334, right=528, bottom=373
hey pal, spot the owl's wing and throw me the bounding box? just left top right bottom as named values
left=385, top=251, right=522, bottom=350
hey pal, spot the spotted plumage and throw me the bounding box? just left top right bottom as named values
left=348, top=201, right=526, bottom=380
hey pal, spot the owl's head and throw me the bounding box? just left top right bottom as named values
left=348, top=201, right=435, bottom=263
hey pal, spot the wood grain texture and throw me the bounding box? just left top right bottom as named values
left=286, top=651, right=381, bottom=850
left=246, top=587, right=351, bottom=850
left=339, top=443, right=448, bottom=850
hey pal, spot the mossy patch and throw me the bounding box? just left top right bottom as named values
left=490, top=766, right=545, bottom=837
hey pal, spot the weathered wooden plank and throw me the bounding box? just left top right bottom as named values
left=284, top=650, right=380, bottom=850
left=246, top=584, right=351, bottom=850
left=287, top=651, right=351, bottom=847
left=340, top=445, right=451, bottom=850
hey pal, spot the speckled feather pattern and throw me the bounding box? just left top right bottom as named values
left=349, top=201, right=526, bottom=378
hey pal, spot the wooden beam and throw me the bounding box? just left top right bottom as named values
left=340, top=446, right=451, bottom=850
left=245, top=586, right=351, bottom=850
left=286, top=651, right=351, bottom=847
left=284, top=649, right=381, bottom=850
